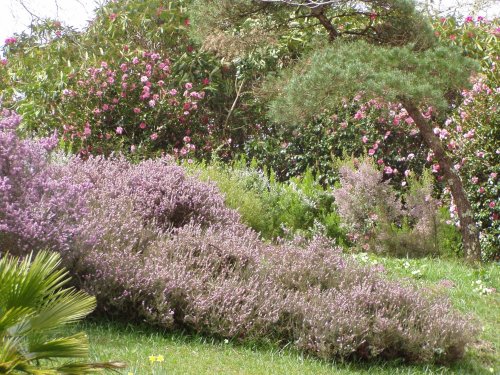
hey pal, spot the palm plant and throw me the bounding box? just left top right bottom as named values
left=0, top=251, right=125, bottom=374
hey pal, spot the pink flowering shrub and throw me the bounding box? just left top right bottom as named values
left=0, top=111, right=476, bottom=364
left=59, top=50, right=211, bottom=158
left=433, top=16, right=499, bottom=259
left=78, top=225, right=475, bottom=363
left=0, top=109, right=237, bottom=256
left=333, top=158, right=460, bottom=257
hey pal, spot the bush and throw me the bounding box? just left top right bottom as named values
left=0, top=109, right=237, bottom=257
left=186, top=158, right=346, bottom=243
left=79, top=225, right=475, bottom=363
left=0, top=112, right=476, bottom=364
left=59, top=51, right=209, bottom=158
left=333, top=157, right=461, bottom=257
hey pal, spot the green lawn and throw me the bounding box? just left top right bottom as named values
left=77, top=257, right=499, bottom=375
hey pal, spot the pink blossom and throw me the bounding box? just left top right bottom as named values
left=384, top=166, right=393, bottom=174
left=478, top=187, right=485, bottom=194
left=133, top=107, right=141, bottom=114
left=489, top=201, right=496, bottom=208
left=368, top=148, right=376, bottom=156
left=465, top=16, right=473, bottom=23
left=464, top=130, right=475, bottom=139
left=132, top=57, right=139, bottom=64
left=116, top=127, right=124, bottom=135
left=454, top=164, right=461, bottom=171
left=384, top=131, right=391, bottom=140
left=491, top=172, right=498, bottom=179
left=150, top=132, right=158, bottom=140
left=377, top=159, right=384, bottom=165
left=139, top=122, right=147, bottom=129
left=407, top=153, right=415, bottom=160
left=183, top=136, right=191, bottom=143
left=433, top=127, right=441, bottom=135
left=185, top=82, right=193, bottom=90
left=148, top=100, right=156, bottom=107
left=0, top=59, right=7, bottom=66
left=140, top=76, right=148, bottom=83
left=4, top=37, right=17, bottom=45
left=102, top=104, right=109, bottom=111
left=354, top=111, right=364, bottom=120
left=471, top=176, right=479, bottom=184
left=404, top=170, right=410, bottom=177
left=432, top=164, right=440, bottom=173
left=439, top=129, right=449, bottom=139
left=157, top=80, right=165, bottom=86
left=169, top=89, right=178, bottom=96
left=83, top=125, right=91, bottom=136
left=476, top=151, right=485, bottom=158
left=362, top=136, right=368, bottom=143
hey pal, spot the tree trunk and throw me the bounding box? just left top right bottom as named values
left=400, top=98, right=481, bottom=262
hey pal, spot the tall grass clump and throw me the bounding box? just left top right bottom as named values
left=0, top=110, right=476, bottom=364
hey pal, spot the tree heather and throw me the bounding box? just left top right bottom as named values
left=0, top=110, right=477, bottom=364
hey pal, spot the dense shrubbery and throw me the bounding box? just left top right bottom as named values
left=186, top=159, right=346, bottom=242
left=333, top=158, right=461, bottom=257
left=60, top=51, right=210, bottom=158
left=246, top=16, right=499, bottom=259
left=0, top=110, right=476, bottom=364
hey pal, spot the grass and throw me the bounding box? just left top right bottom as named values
left=73, top=256, right=499, bottom=375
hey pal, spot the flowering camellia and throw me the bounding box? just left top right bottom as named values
left=59, top=49, right=209, bottom=159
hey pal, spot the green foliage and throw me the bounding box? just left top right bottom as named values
left=267, top=40, right=478, bottom=123
left=186, top=158, right=346, bottom=243
left=0, top=251, right=125, bottom=374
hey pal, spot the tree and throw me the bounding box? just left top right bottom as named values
left=0, top=251, right=125, bottom=373
left=191, top=0, right=482, bottom=261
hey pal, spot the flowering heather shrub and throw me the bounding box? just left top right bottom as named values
left=1, top=111, right=476, bottom=364
left=333, top=158, right=459, bottom=256
left=77, top=225, right=475, bottom=363
left=0, top=109, right=89, bottom=254
left=0, top=109, right=237, bottom=256
left=332, top=158, right=402, bottom=247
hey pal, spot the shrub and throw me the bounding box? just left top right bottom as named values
left=59, top=51, right=211, bottom=158
left=0, top=109, right=237, bottom=257
left=0, top=250, right=124, bottom=374
left=186, top=158, right=346, bottom=243
left=78, top=225, right=475, bottom=363
left=0, top=112, right=476, bottom=364
left=333, top=157, right=461, bottom=257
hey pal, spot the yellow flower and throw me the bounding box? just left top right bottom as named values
left=148, top=355, right=157, bottom=362
left=156, top=354, right=165, bottom=362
